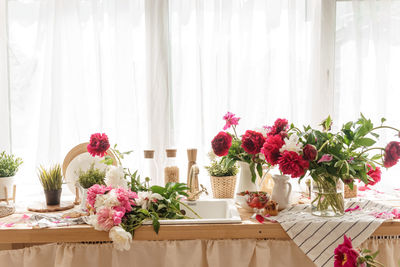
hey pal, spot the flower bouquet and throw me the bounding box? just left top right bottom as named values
left=84, top=133, right=198, bottom=250
left=334, top=235, right=382, bottom=267
left=262, top=115, right=400, bottom=216
left=211, top=112, right=267, bottom=184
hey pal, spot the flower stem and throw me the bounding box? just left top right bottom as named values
left=317, top=140, right=330, bottom=153
left=370, top=125, right=400, bottom=133
left=232, top=125, right=239, bottom=139
left=357, top=147, right=385, bottom=157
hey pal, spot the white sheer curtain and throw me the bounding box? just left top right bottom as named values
left=169, top=0, right=321, bottom=177
left=335, top=0, right=400, bottom=188
left=4, top=0, right=323, bottom=199
left=6, top=0, right=168, bottom=197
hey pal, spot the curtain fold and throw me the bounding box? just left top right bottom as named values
left=0, top=238, right=398, bottom=267
left=335, top=0, right=400, bottom=189
left=0, top=0, right=11, bottom=153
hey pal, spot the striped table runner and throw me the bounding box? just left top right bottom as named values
left=267, top=200, right=392, bottom=267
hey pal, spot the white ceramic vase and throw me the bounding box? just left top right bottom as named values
left=236, top=161, right=258, bottom=194
left=271, top=174, right=292, bottom=210
left=0, top=176, right=15, bottom=200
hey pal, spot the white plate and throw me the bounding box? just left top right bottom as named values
left=62, top=143, right=117, bottom=195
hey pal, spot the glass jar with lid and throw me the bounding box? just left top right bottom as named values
left=164, top=149, right=179, bottom=185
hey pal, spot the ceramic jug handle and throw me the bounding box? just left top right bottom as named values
left=286, top=182, right=292, bottom=199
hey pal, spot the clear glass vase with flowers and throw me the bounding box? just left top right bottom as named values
left=262, top=114, right=400, bottom=217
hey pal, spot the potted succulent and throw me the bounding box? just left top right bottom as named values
left=38, top=164, right=63, bottom=205
left=205, top=157, right=239, bottom=198
left=78, top=163, right=106, bottom=209
left=0, top=151, right=22, bottom=200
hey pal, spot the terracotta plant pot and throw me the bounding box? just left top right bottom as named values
left=44, top=189, right=62, bottom=205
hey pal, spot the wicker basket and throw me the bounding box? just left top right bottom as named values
left=344, top=184, right=358, bottom=198
left=210, top=175, right=237, bottom=198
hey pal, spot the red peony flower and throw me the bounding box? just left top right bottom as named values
left=87, top=133, right=110, bottom=157
left=334, top=235, right=360, bottom=267
left=223, top=112, right=240, bottom=130
left=241, top=130, right=266, bottom=155
left=267, top=118, right=289, bottom=137
left=303, top=144, right=318, bottom=161
left=211, top=131, right=232, bottom=156
left=383, top=141, right=400, bottom=168
left=261, top=135, right=285, bottom=165
left=367, top=164, right=381, bottom=186
left=277, top=151, right=309, bottom=178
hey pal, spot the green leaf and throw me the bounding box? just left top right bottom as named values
left=256, top=163, right=263, bottom=179
left=151, top=213, right=160, bottom=234
left=249, top=162, right=256, bottom=183
left=381, top=117, right=386, bottom=124
left=355, top=138, right=376, bottom=147
left=150, top=185, right=166, bottom=195
left=371, top=154, right=382, bottom=161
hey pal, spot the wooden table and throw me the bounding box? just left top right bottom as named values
left=0, top=206, right=399, bottom=246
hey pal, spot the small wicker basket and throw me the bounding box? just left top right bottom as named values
left=344, top=184, right=358, bottom=199
left=210, top=175, right=237, bottom=199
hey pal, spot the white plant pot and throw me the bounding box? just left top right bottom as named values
left=0, top=176, right=15, bottom=200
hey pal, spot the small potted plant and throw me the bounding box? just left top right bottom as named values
left=78, top=163, right=106, bottom=209
left=0, top=151, right=22, bottom=201
left=38, top=164, right=63, bottom=205
left=205, top=157, right=239, bottom=198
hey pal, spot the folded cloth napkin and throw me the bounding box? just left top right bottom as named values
left=30, top=214, right=86, bottom=228
left=265, top=200, right=392, bottom=267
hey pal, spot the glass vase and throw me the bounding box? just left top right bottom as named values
left=311, top=176, right=344, bottom=217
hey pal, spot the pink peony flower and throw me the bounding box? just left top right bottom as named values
left=114, top=187, right=138, bottom=213
left=211, top=131, right=232, bottom=156
left=87, top=184, right=112, bottom=210
left=277, top=151, right=309, bottom=178
left=87, top=133, right=110, bottom=157
left=267, top=118, right=289, bottom=137
left=366, top=165, right=381, bottom=186
left=318, top=154, right=333, bottom=163
left=383, top=141, right=400, bottom=168
left=223, top=112, right=240, bottom=130
left=334, top=235, right=359, bottom=267
left=241, top=130, right=266, bottom=155
left=97, top=207, right=123, bottom=231
left=261, top=135, right=285, bottom=165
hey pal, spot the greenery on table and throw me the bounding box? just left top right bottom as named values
left=295, top=114, right=397, bottom=186
left=0, top=151, right=22, bottom=177
left=78, top=163, right=106, bottom=189
left=37, top=164, right=63, bottom=191
left=205, top=157, right=239, bottom=177
left=122, top=179, right=199, bottom=236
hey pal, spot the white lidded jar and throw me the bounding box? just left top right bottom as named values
left=142, top=150, right=159, bottom=186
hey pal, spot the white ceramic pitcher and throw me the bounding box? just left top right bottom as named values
left=271, top=174, right=292, bottom=210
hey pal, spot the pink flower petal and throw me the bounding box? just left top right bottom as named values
left=358, top=185, right=371, bottom=191
left=255, top=214, right=265, bottom=223
left=22, top=214, right=30, bottom=220
left=5, top=223, right=14, bottom=227
left=345, top=205, right=361, bottom=213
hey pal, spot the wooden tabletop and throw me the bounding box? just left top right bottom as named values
left=0, top=207, right=399, bottom=244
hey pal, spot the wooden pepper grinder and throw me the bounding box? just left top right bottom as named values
left=187, top=149, right=197, bottom=188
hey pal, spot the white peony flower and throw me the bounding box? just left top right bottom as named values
left=109, top=226, right=132, bottom=251
left=94, top=189, right=120, bottom=210
left=280, top=134, right=303, bottom=153
left=105, top=166, right=128, bottom=189
left=136, top=191, right=164, bottom=210
left=87, top=214, right=101, bottom=230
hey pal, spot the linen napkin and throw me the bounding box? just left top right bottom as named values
left=266, top=200, right=392, bottom=267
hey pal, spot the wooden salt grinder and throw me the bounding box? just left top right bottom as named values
left=187, top=149, right=198, bottom=187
